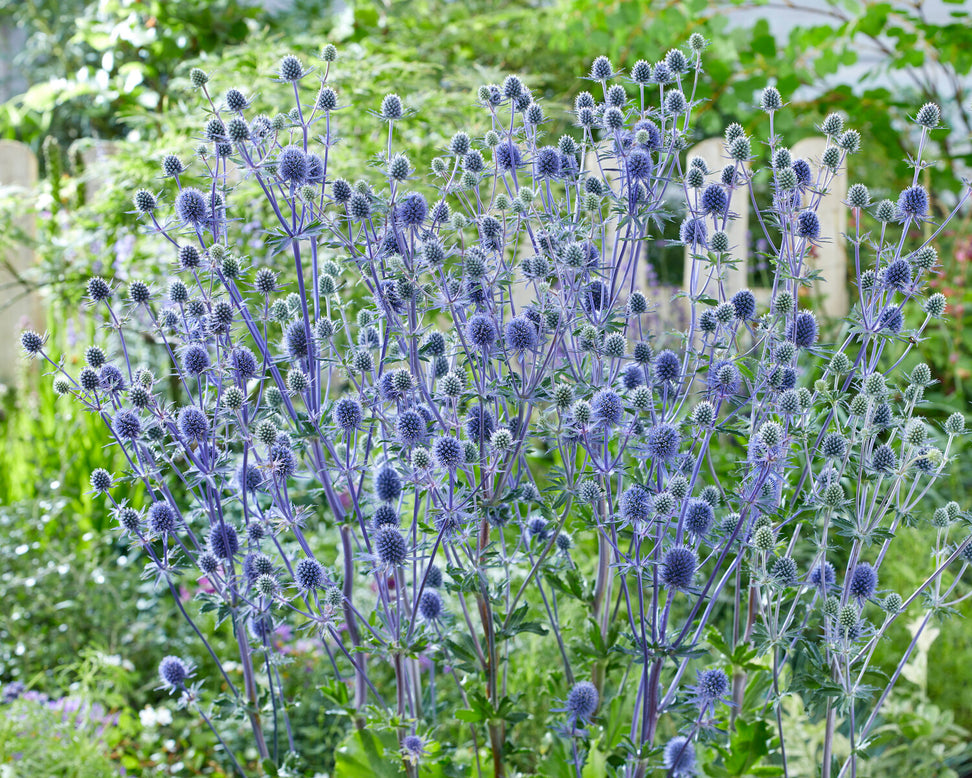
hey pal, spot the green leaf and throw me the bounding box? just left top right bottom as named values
left=334, top=728, right=402, bottom=777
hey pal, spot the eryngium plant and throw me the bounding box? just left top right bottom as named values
left=22, top=37, right=972, bottom=777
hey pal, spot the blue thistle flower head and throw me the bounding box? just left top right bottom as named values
left=433, top=435, right=464, bottom=470
left=878, top=305, right=903, bottom=334
left=375, top=465, right=402, bottom=502
left=535, top=146, right=561, bottom=178
left=209, top=523, right=239, bottom=559
left=505, top=315, right=538, bottom=352
left=700, top=184, right=728, bottom=215
left=898, top=185, right=929, bottom=219
left=418, top=589, right=443, bottom=621
left=810, top=561, right=837, bottom=591
left=590, top=55, right=614, bottom=81
left=397, top=192, right=428, bottom=227
left=663, top=735, right=697, bottom=776
left=849, top=562, right=878, bottom=600
left=466, top=314, right=497, bottom=351
left=591, top=389, right=624, bottom=427
left=566, top=680, right=599, bottom=721
left=883, top=258, right=911, bottom=290
left=654, top=350, right=681, bottom=384
left=680, top=217, right=708, bottom=249
left=114, top=409, right=142, bottom=440
left=148, top=502, right=177, bottom=535
left=731, top=289, right=757, bottom=320
left=396, top=409, right=426, bottom=446
left=175, top=188, right=208, bottom=225
left=620, top=484, right=652, bottom=525
left=158, top=656, right=191, bottom=690
left=333, top=397, right=363, bottom=433
left=787, top=311, right=818, bottom=348
left=374, top=526, right=408, bottom=566
left=694, top=668, right=729, bottom=712
left=661, top=546, right=697, bottom=590
left=178, top=406, right=208, bottom=442
left=685, top=498, right=714, bottom=537
left=295, top=557, right=325, bottom=590
left=622, top=363, right=645, bottom=390
left=795, top=209, right=821, bottom=240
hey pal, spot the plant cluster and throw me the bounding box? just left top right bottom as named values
left=21, top=36, right=972, bottom=777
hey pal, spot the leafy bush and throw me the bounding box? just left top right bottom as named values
left=20, top=37, right=972, bottom=778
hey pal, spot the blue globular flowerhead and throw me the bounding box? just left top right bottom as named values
left=694, top=668, right=729, bottom=711
left=661, top=546, right=697, bottom=590
left=654, top=349, right=681, bottom=384
left=433, top=435, right=464, bottom=470
left=148, top=502, right=177, bottom=535
left=592, top=389, right=624, bottom=426
left=333, top=397, right=363, bottom=433
left=182, top=344, right=210, bottom=375
left=90, top=468, right=113, bottom=493
left=375, top=465, right=402, bottom=502
left=771, top=556, right=798, bottom=586
left=209, top=523, right=239, bottom=559
left=915, top=102, right=940, bottom=128
left=402, top=735, right=426, bottom=762
left=810, top=561, right=837, bottom=591
left=620, top=484, right=652, bottom=525
left=396, top=410, right=426, bottom=446
left=374, top=526, right=408, bottom=566
left=680, top=217, right=708, bottom=249
left=418, top=589, right=443, bottom=621
left=505, top=315, right=538, bottom=352
left=466, top=314, right=497, bottom=351
left=872, top=444, right=897, bottom=473
left=731, top=289, right=757, bottom=320
left=397, top=192, right=428, bottom=226
left=590, top=55, right=613, bottom=81
left=535, top=146, right=561, bottom=178
left=178, top=406, right=208, bottom=442
left=787, top=311, right=818, bottom=348
left=285, top=320, right=314, bottom=361
left=373, top=503, right=399, bottom=529
left=820, top=433, right=847, bottom=459
left=566, top=681, right=599, bottom=721
left=278, top=146, right=308, bottom=184
left=685, top=499, right=714, bottom=537
left=627, top=150, right=652, bottom=180
left=99, top=364, right=125, bottom=393
left=760, top=85, right=783, bottom=111
left=849, top=562, right=878, bottom=600
left=158, top=656, right=190, bottom=690
left=647, top=423, right=681, bottom=461
left=623, top=363, right=645, bottom=390
left=465, top=404, right=496, bottom=443
left=796, top=209, right=821, bottom=240
left=20, top=330, right=44, bottom=355
left=175, top=188, right=208, bottom=225
left=278, top=55, right=304, bottom=81
left=380, top=93, right=404, bottom=121
left=898, top=185, right=929, bottom=219
left=700, top=184, right=728, bottom=215
left=114, top=409, right=141, bottom=440
left=87, top=276, right=112, bottom=302
left=663, top=735, right=697, bottom=776
left=792, top=158, right=812, bottom=187
left=883, top=258, right=911, bottom=290
left=582, top=281, right=609, bottom=315
left=878, top=305, right=903, bottom=334
left=295, top=557, right=325, bottom=590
